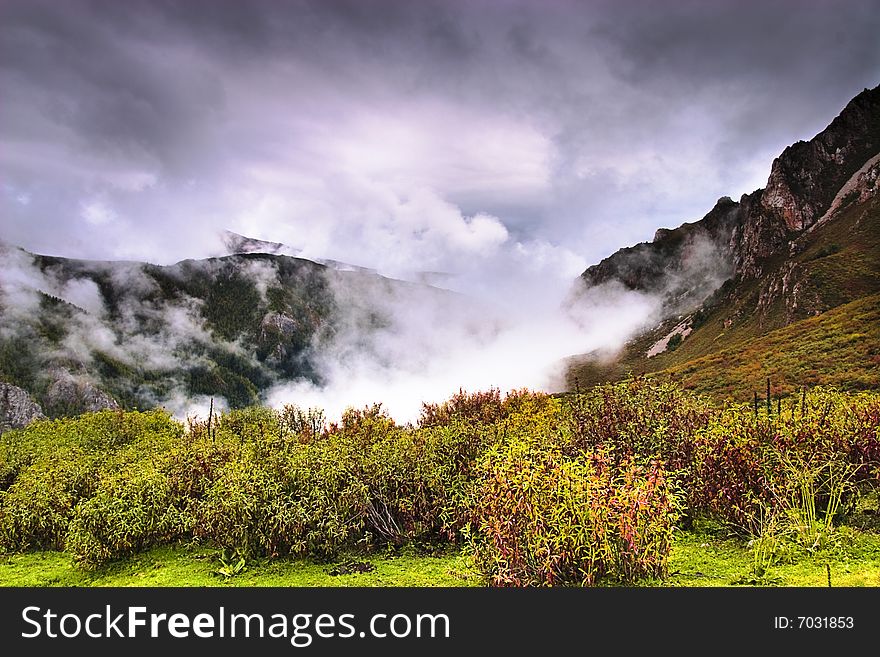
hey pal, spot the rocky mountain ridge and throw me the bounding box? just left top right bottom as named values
left=571, top=84, right=880, bottom=389
left=580, top=84, right=880, bottom=323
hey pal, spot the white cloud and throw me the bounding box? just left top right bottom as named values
left=80, top=199, right=118, bottom=226
left=57, top=277, right=106, bottom=315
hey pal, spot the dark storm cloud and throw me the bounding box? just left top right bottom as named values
left=1, top=0, right=879, bottom=284
left=591, top=0, right=880, bottom=161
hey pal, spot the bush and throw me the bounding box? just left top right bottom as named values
left=565, top=378, right=712, bottom=460
left=692, top=388, right=879, bottom=533
left=1, top=383, right=876, bottom=584
left=0, top=410, right=183, bottom=555
left=420, top=388, right=549, bottom=428
left=194, top=438, right=368, bottom=558
left=468, top=437, right=677, bottom=586
left=66, top=461, right=188, bottom=566
left=0, top=447, right=101, bottom=551
left=562, top=382, right=880, bottom=536
left=0, top=409, right=180, bottom=490
left=359, top=429, right=447, bottom=545
left=564, top=379, right=712, bottom=521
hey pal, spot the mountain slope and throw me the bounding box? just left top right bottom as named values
left=652, top=292, right=880, bottom=401
left=568, top=84, right=880, bottom=398
left=0, top=245, right=465, bottom=418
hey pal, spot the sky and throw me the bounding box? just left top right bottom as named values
left=2, top=0, right=880, bottom=303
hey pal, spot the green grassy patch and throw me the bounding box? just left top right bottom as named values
left=5, top=529, right=880, bottom=587
left=0, top=546, right=478, bottom=587
left=665, top=524, right=880, bottom=587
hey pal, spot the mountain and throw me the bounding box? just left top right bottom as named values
left=220, top=230, right=378, bottom=274
left=0, top=243, right=464, bottom=421
left=568, top=84, right=880, bottom=399
left=220, top=230, right=297, bottom=257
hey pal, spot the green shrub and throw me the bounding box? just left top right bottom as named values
left=427, top=393, right=565, bottom=540
left=468, top=438, right=677, bottom=586
left=163, top=435, right=239, bottom=500
left=193, top=457, right=286, bottom=557
left=359, top=429, right=446, bottom=545
left=66, top=461, right=188, bottom=566
left=420, top=421, right=505, bottom=539
left=692, top=387, right=879, bottom=533
left=194, top=438, right=368, bottom=558
left=0, top=409, right=180, bottom=490
left=0, top=447, right=101, bottom=551
left=0, top=410, right=183, bottom=554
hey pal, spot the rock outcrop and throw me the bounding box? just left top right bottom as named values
left=259, top=311, right=307, bottom=361
left=0, top=382, right=45, bottom=433
left=44, top=374, right=119, bottom=416
left=729, top=190, right=789, bottom=280
left=761, top=86, right=880, bottom=232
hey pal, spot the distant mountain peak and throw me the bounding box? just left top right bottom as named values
left=220, top=230, right=299, bottom=257
left=218, top=230, right=378, bottom=274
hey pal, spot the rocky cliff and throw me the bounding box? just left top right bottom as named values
left=579, top=84, right=880, bottom=321
left=0, top=382, right=45, bottom=433
left=761, top=86, right=880, bottom=233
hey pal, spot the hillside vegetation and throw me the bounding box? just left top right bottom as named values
left=569, top=192, right=880, bottom=401
left=2, top=380, right=879, bottom=587
left=654, top=293, right=880, bottom=400
left=572, top=293, right=880, bottom=403
left=0, top=246, right=469, bottom=418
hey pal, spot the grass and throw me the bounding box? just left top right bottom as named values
left=5, top=526, right=880, bottom=587
left=665, top=523, right=880, bottom=587
left=0, top=546, right=479, bottom=588
left=656, top=293, right=880, bottom=401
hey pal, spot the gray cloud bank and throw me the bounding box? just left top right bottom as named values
left=2, top=1, right=878, bottom=284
